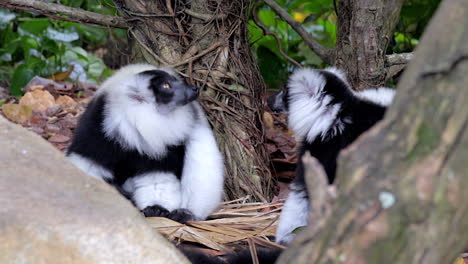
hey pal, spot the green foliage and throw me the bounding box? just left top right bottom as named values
left=392, top=0, right=441, bottom=53
left=291, top=225, right=305, bottom=234
left=248, top=0, right=336, bottom=90
left=0, top=1, right=123, bottom=96
left=248, top=0, right=441, bottom=90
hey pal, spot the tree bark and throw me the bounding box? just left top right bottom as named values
left=334, top=0, right=406, bottom=90
left=278, top=0, right=468, bottom=263
left=113, top=0, right=273, bottom=201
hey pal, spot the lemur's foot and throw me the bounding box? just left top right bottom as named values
left=168, top=208, right=196, bottom=224
left=142, top=204, right=170, bottom=217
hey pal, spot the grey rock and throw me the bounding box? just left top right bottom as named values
left=0, top=116, right=189, bottom=264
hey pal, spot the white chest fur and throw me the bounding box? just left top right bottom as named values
left=102, top=93, right=195, bottom=158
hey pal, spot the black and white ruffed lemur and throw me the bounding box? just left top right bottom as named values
left=67, top=64, right=224, bottom=223
left=269, top=67, right=395, bottom=245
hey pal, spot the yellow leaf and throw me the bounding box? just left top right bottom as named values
left=453, top=257, right=466, bottom=264
left=48, top=65, right=74, bottom=81
left=2, top=104, right=32, bottom=124
left=293, top=12, right=306, bottom=23
left=19, top=90, right=56, bottom=112
left=263, top=111, right=274, bottom=129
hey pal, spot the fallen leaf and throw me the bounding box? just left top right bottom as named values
left=48, top=134, right=70, bottom=143
left=29, top=126, right=44, bottom=135
left=29, top=85, right=44, bottom=91
left=45, top=123, right=61, bottom=133
left=453, top=257, right=465, bottom=264
left=19, top=89, right=56, bottom=112
left=2, top=104, right=32, bottom=124
left=49, top=65, right=74, bottom=81
left=23, top=76, right=76, bottom=97
left=56, top=95, right=77, bottom=108
left=46, top=105, right=63, bottom=116
left=263, top=111, right=274, bottom=129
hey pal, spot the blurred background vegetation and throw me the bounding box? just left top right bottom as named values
left=0, top=0, right=441, bottom=97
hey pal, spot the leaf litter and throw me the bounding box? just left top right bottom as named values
left=0, top=75, right=95, bottom=151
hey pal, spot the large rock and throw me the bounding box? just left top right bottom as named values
left=0, top=116, right=189, bottom=264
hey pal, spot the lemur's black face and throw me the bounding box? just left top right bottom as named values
left=267, top=88, right=289, bottom=113
left=139, top=70, right=199, bottom=107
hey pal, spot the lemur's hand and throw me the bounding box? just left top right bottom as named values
left=142, top=204, right=170, bottom=217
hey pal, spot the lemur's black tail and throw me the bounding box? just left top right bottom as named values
left=180, top=246, right=282, bottom=264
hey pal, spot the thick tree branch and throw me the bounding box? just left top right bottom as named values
left=334, top=0, right=406, bottom=90
left=385, top=53, right=414, bottom=81
left=262, top=0, right=333, bottom=65
left=0, top=0, right=128, bottom=28
left=386, top=52, right=414, bottom=66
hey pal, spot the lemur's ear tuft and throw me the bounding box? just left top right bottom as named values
left=287, top=68, right=327, bottom=97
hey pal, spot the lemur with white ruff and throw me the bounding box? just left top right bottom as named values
left=67, top=64, right=224, bottom=223
left=270, top=67, right=395, bottom=245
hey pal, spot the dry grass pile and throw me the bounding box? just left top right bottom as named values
left=146, top=197, right=286, bottom=253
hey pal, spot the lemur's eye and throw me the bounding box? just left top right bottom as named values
left=162, top=83, right=171, bottom=89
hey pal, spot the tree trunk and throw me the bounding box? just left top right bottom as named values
left=113, top=0, right=273, bottom=201
left=334, top=0, right=406, bottom=90
left=279, top=0, right=468, bottom=263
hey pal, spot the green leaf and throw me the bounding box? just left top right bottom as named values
left=247, top=21, right=264, bottom=43
left=20, top=36, right=39, bottom=51
left=61, top=49, right=88, bottom=67
left=18, top=18, right=49, bottom=35
left=257, top=46, right=289, bottom=90
left=288, top=0, right=313, bottom=11
left=258, top=9, right=277, bottom=26
left=297, top=42, right=323, bottom=66
left=69, top=47, right=89, bottom=60
left=86, top=56, right=106, bottom=80
left=1, top=38, right=20, bottom=56
left=2, top=24, right=19, bottom=44
left=291, top=226, right=305, bottom=234
left=0, top=9, right=16, bottom=28
left=24, top=56, right=46, bottom=74
left=45, top=27, right=79, bottom=42
left=10, top=64, right=35, bottom=96
left=256, top=36, right=283, bottom=59
left=303, top=0, right=334, bottom=14
left=101, top=68, right=114, bottom=81
left=0, top=52, right=12, bottom=62
left=74, top=24, right=107, bottom=44
left=41, top=38, right=59, bottom=54
left=65, top=0, right=85, bottom=8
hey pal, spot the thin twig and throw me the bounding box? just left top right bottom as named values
left=262, top=0, right=332, bottom=64
left=165, top=0, right=190, bottom=46
left=252, top=5, right=302, bottom=68
left=0, top=0, right=128, bottom=28
left=247, top=237, right=260, bottom=264
left=129, top=29, right=169, bottom=66
left=119, top=6, right=177, bottom=18
left=184, top=9, right=227, bottom=22
left=171, top=41, right=224, bottom=67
